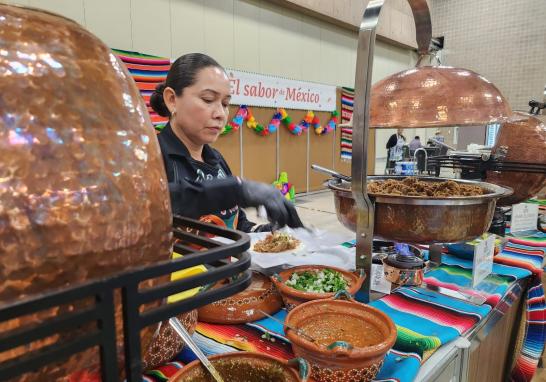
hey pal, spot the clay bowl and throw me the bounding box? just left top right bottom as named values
left=198, top=271, right=283, bottom=324
left=169, top=352, right=309, bottom=382
left=285, top=297, right=396, bottom=382
left=271, top=265, right=366, bottom=311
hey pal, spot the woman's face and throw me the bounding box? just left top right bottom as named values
left=166, top=66, right=231, bottom=146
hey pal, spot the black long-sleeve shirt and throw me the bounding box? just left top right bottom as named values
left=386, top=133, right=406, bottom=150
left=156, top=123, right=256, bottom=232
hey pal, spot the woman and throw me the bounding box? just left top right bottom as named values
left=151, top=53, right=302, bottom=232
left=385, top=128, right=406, bottom=172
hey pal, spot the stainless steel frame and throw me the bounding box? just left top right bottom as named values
left=352, top=0, right=432, bottom=301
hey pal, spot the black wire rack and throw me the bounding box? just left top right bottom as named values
left=428, top=100, right=546, bottom=178
left=427, top=153, right=546, bottom=176
left=0, top=215, right=252, bottom=382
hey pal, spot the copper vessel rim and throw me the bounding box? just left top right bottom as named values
left=326, top=177, right=512, bottom=201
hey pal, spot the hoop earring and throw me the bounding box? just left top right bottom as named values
left=171, top=110, right=176, bottom=118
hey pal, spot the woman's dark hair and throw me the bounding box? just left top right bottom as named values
left=415, top=136, right=420, bottom=140
left=150, top=53, right=224, bottom=117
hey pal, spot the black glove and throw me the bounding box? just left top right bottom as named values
left=252, top=223, right=273, bottom=233
left=239, top=180, right=304, bottom=229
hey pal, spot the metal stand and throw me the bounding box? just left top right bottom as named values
left=0, top=216, right=252, bottom=382
left=352, top=0, right=432, bottom=302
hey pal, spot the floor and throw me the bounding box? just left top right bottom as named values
left=247, top=190, right=546, bottom=381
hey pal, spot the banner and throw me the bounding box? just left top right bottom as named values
left=227, top=69, right=336, bottom=111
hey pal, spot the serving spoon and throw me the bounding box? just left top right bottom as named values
left=169, top=317, right=225, bottom=382
left=257, top=309, right=317, bottom=343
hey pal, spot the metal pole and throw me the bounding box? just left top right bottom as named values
left=352, top=0, right=432, bottom=302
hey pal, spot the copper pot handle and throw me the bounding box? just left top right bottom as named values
left=287, top=357, right=310, bottom=382
left=352, top=0, right=433, bottom=302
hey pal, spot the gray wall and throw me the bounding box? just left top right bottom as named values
left=431, top=0, right=546, bottom=112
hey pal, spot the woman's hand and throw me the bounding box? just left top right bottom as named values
left=239, top=180, right=304, bottom=229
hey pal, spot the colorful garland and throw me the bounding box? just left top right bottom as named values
left=279, top=108, right=305, bottom=136
left=267, top=112, right=281, bottom=135
left=222, top=105, right=248, bottom=135
left=247, top=108, right=275, bottom=136
left=315, top=110, right=338, bottom=135
left=222, top=107, right=339, bottom=137
left=297, top=111, right=314, bottom=134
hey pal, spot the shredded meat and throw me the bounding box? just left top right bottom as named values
left=253, top=232, right=300, bottom=253
left=367, top=177, right=485, bottom=197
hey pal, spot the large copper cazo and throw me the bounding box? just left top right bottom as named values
left=0, top=4, right=172, bottom=380
left=486, top=111, right=546, bottom=205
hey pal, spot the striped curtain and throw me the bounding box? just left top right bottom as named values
left=112, top=49, right=171, bottom=131
left=340, top=86, right=354, bottom=161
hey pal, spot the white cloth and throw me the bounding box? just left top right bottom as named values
left=247, top=228, right=356, bottom=270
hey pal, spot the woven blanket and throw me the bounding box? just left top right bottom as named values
left=112, top=49, right=170, bottom=131
left=340, top=87, right=354, bottom=161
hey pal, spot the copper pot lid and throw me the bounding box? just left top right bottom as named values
left=370, top=66, right=513, bottom=128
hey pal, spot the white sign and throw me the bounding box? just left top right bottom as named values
left=510, top=203, right=539, bottom=234
left=371, top=264, right=392, bottom=294
left=226, top=69, right=337, bottom=111
left=471, top=235, right=495, bottom=288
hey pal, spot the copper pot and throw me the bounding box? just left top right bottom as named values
left=0, top=5, right=172, bottom=380
left=382, top=259, right=425, bottom=286
left=271, top=265, right=366, bottom=311
left=370, top=66, right=512, bottom=129
left=486, top=112, right=546, bottom=205
left=285, top=295, right=396, bottom=382
left=169, top=352, right=310, bottom=382
left=327, top=176, right=511, bottom=244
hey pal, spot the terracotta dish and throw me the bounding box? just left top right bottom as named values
left=285, top=297, right=396, bottom=382
left=271, top=265, right=366, bottom=311
left=142, top=310, right=198, bottom=371
left=487, top=112, right=546, bottom=205
left=0, top=5, right=172, bottom=381
left=169, top=352, right=309, bottom=382
left=198, top=271, right=283, bottom=324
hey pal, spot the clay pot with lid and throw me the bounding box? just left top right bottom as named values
left=285, top=294, right=396, bottom=382
left=271, top=265, right=366, bottom=311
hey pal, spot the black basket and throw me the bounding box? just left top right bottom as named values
left=0, top=216, right=252, bottom=382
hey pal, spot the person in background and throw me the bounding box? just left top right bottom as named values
left=151, top=53, right=303, bottom=232
left=409, top=136, right=422, bottom=152
left=433, top=129, right=445, bottom=143
left=386, top=128, right=406, bottom=171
